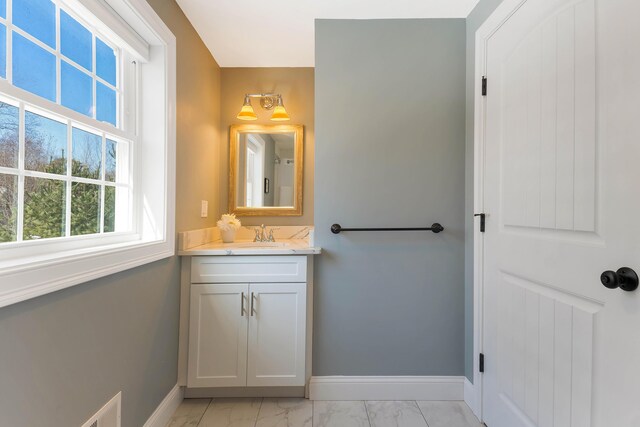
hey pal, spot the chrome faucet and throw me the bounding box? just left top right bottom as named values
left=253, top=225, right=279, bottom=242
left=254, top=224, right=269, bottom=242
left=253, top=225, right=266, bottom=242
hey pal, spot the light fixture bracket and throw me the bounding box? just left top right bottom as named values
left=259, top=96, right=276, bottom=110
left=246, top=93, right=279, bottom=110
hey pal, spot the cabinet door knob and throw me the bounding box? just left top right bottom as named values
left=241, top=292, right=246, bottom=316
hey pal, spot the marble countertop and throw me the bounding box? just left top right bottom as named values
left=178, top=239, right=321, bottom=256
left=178, top=225, right=321, bottom=256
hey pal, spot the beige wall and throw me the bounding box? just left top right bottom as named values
left=220, top=68, right=314, bottom=226
left=147, top=0, right=222, bottom=232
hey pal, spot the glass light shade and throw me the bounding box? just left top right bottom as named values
left=270, top=105, right=290, bottom=121
left=237, top=104, right=257, bottom=121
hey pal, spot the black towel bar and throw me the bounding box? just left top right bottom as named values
left=330, top=223, right=444, bottom=234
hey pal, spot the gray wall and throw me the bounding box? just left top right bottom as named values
left=314, top=19, right=466, bottom=376
left=0, top=0, right=222, bottom=425
left=464, top=0, right=504, bottom=382
left=0, top=259, right=180, bottom=427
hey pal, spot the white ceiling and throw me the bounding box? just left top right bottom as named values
left=175, top=0, right=481, bottom=67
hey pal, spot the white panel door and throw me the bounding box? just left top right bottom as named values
left=247, top=283, right=307, bottom=387
left=482, top=0, right=640, bottom=426
left=188, top=284, right=249, bottom=388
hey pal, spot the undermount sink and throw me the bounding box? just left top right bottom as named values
left=224, top=241, right=291, bottom=248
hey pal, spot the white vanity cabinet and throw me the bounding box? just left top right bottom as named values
left=187, top=256, right=309, bottom=389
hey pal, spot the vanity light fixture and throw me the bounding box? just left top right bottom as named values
left=236, top=93, right=290, bottom=121
left=270, top=96, right=290, bottom=121
left=237, top=95, right=258, bottom=120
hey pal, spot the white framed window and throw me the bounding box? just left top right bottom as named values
left=0, top=97, right=132, bottom=244
left=0, top=0, right=176, bottom=308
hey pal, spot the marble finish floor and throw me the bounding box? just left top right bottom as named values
left=167, top=398, right=483, bottom=427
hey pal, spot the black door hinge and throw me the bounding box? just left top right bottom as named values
left=474, top=213, right=486, bottom=232
left=479, top=353, right=485, bottom=373
left=482, top=76, right=487, bottom=96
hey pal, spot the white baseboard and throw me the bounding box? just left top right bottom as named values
left=464, top=378, right=481, bottom=419
left=143, top=384, right=183, bottom=427
left=309, top=376, right=465, bottom=401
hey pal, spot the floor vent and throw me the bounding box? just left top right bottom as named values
left=81, top=392, right=121, bottom=427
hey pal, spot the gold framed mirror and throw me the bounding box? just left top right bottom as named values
left=229, top=124, right=304, bottom=216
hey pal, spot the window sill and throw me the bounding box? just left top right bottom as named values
left=0, top=236, right=174, bottom=308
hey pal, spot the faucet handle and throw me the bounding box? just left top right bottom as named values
left=267, top=227, right=280, bottom=242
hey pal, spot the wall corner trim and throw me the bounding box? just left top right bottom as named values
left=308, top=376, right=464, bottom=401
left=143, top=384, right=183, bottom=427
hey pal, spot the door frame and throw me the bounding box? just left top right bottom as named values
left=468, top=0, right=531, bottom=420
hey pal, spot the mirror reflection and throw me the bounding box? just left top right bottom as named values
left=237, top=132, right=295, bottom=208
left=229, top=124, right=303, bottom=216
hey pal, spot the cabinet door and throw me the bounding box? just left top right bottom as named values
left=188, top=284, right=249, bottom=388
left=247, top=283, right=307, bottom=387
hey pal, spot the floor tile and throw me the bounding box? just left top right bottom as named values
left=416, top=401, right=481, bottom=427
left=365, top=401, right=427, bottom=427
left=166, top=398, right=212, bottom=427
left=198, top=398, right=262, bottom=427
left=255, top=398, right=312, bottom=427
left=313, top=401, right=370, bottom=427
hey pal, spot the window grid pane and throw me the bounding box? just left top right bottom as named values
left=61, top=60, right=93, bottom=117
left=13, top=0, right=56, bottom=48
left=12, top=32, right=56, bottom=102
left=60, top=9, right=92, bottom=72
left=0, top=172, right=17, bottom=242
left=0, top=95, right=131, bottom=245
left=0, top=100, right=19, bottom=168
left=23, top=176, right=66, bottom=240
left=25, top=109, right=67, bottom=174
left=0, top=0, right=131, bottom=246
left=103, top=184, right=114, bottom=232
left=96, top=81, right=116, bottom=126
left=105, top=138, right=116, bottom=182
left=70, top=181, right=100, bottom=236
left=72, top=126, right=101, bottom=179
left=5, top=0, right=120, bottom=128
left=0, top=23, right=6, bottom=79
left=96, top=37, right=115, bottom=86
